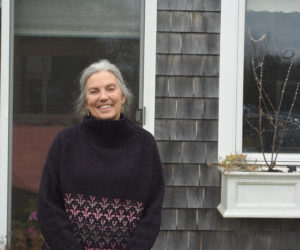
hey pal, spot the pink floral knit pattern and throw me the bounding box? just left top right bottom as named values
left=64, top=193, right=144, bottom=250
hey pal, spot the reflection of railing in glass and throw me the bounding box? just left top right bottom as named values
left=244, top=30, right=299, bottom=171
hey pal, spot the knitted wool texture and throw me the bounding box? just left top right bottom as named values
left=38, top=114, right=165, bottom=250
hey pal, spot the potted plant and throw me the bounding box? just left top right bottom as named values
left=216, top=31, right=300, bottom=218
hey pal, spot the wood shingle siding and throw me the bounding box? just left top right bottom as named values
left=173, top=164, right=200, bottom=185
left=157, top=33, right=220, bottom=55
left=177, top=209, right=198, bottom=230
left=155, top=0, right=221, bottom=248
left=156, top=77, right=219, bottom=98
left=154, top=0, right=300, bottom=249
left=181, top=142, right=206, bottom=163
left=157, top=141, right=218, bottom=164
left=155, top=98, right=218, bottom=119
left=157, top=11, right=220, bottom=33
left=156, top=55, right=219, bottom=76
left=154, top=230, right=300, bottom=250
left=161, top=164, right=220, bottom=187
left=155, top=120, right=218, bottom=141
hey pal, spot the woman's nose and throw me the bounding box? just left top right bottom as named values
left=98, top=91, right=108, bottom=101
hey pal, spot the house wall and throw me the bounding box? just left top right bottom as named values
left=153, top=0, right=300, bottom=249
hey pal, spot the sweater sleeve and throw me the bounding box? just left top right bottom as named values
left=38, top=135, right=83, bottom=250
left=125, top=140, right=165, bottom=250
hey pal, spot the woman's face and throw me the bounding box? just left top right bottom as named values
left=85, top=70, right=125, bottom=120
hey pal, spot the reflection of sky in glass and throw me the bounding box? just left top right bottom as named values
left=247, top=0, right=300, bottom=13
left=15, top=0, right=141, bottom=37
left=245, top=0, right=300, bottom=58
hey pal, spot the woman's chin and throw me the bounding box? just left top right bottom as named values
left=93, top=111, right=120, bottom=120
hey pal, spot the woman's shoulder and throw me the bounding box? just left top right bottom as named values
left=54, top=123, right=82, bottom=147
left=128, top=119, right=156, bottom=144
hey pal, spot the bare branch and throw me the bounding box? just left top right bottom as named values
left=247, top=31, right=298, bottom=170
left=244, top=118, right=259, bottom=133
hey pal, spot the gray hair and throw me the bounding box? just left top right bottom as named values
left=75, top=59, right=133, bottom=117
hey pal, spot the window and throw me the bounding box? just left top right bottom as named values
left=219, top=0, right=300, bottom=164
left=14, top=0, right=142, bottom=123
left=0, top=0, right=157, bottom=245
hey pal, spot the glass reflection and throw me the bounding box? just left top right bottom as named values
left=12, top=1, right=141, bottom=248
left=243, top=0, right=300, bottom=153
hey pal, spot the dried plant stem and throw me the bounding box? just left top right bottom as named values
left=244, top=118, right=259, bottom=133
left=270, top=58, right=294, bottom=166
left=274, top=81, right=299, bottom=163
left=248, top=30, right=298, bottom=171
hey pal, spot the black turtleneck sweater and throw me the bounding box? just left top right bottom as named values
left=37, top=114, right=164, bottom=250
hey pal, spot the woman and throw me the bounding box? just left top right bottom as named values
left=38, top=59, right=165, bottom=250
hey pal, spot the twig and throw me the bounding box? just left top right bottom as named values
left=247, top=30, right=298, bottom=170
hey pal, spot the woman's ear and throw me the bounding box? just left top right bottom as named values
left=121, top=94, right=126, bottom=105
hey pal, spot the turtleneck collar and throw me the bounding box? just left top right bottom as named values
left=81, top=113, right=135, bottom=147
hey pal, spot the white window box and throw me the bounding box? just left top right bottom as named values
left=218, top=170, right=300, bottom=218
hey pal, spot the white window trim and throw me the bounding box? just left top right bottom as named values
left=142, top=0, right=157, bottom=134
left=218, top=0, right=300, bottom=165
left=0, top=0, right=13, bottom=244
left=0, top=0, right=157, bottom=242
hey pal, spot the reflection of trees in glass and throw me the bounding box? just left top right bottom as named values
left=243, top=31, right=300, bottom=155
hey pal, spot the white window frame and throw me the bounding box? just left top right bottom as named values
left=0, top=0, right=157, bottom=242
left=0, top=0, right=13, bottom=244
left=218, top=0, right=300, bottom=165
left=142, top=0, right=157, bottom=134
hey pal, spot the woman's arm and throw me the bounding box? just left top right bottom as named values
left=38, top=135, right=83, bottom=250
left=125, top=140, right=165, bottom=250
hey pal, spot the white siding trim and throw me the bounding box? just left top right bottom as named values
left=142, top=0, right=157, bottom=134
left=235, top=0, right=246, bottom=153
left=218, top=0, right=240, bottom=158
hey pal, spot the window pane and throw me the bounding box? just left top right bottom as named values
left=12, top=1, right=141, bottom=248
left=15, top=0, right=140, bottom=37
left=243, top=0, right=300, bottom=153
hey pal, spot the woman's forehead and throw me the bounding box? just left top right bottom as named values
left=86, top=71, right=118, bottom=86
